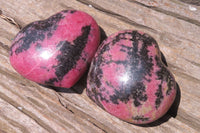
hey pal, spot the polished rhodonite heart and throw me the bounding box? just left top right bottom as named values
left=10, top=10, right=100, bottom=88
left=87, top=30, right=177, bottom=124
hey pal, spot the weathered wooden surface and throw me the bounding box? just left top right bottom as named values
left=0, top=0, right=200, bottom=132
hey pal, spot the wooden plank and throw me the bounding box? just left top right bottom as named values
left=0, top=0, right=200, bottom=132
left=78, top=0, right=200, bottom=42
left=132, top=0, right=200, bottom=24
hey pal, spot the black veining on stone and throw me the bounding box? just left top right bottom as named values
left=110, top=82, right=147, bottom=107
left=132, top=115, right=149, bottom=121
left=88, top=31, right=158, bottom=107
left=155, top=56, right=175, bottom=96
left=87, top=87, right=107, bottom=109
left=35, top=43, right=42, bottom=51
left=155, top=84, right=164, bottom=109
left=45, top=25, right=91, bottom=86
left=166, top=75, right=175, bottom=95
left=70, top=10, right=77, bottom=14
left=45, top=78, right=58, bottom=85
left=55, top=25, right=91, bottom=80
left=11, top=11, right=64, bottom=56
left=154, top=54, right=176, bottom=108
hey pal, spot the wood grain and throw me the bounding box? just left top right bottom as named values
left=0, top=0, right=200, bottom=132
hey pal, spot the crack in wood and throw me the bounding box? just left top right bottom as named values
left=0, top=42, right=9, bottom=52
left=55, top=93, right=114, bottom=132
left=0, top=10, right=21, bottom=29
left=56, top=93, right=75, bottom=114
left=56, top=93, right=116, bottom=133
left=129, top=0, right=200, bottom=27
left=90, top=122, right=107, bottom=133
left=76, top=0, right=158, bottom=33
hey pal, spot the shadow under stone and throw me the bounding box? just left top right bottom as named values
left=161, top=51, right=168, bottom=67
left=99, top=26, right=107, bottom=44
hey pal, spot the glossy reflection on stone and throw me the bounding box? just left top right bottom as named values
left=87, top=30, right=177, bottom=124
left=10, top=10, right=100, bottom=88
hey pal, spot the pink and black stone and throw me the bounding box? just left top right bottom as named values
left=87, top=30, right=177, bottom=124
left=9, top=10, right=100, bottom=88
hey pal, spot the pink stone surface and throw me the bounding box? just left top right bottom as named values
left=10, top=10, right=100, bottom=88
left=87, top=30, right=177, bottom=124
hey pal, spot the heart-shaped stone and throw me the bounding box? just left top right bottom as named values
left=87, top=30, right=177, bottom=124
left=10, top=10, right=100, bottom=88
